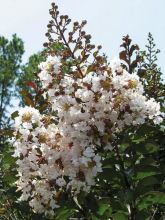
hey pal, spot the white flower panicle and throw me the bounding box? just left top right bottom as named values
left=12, top=55, right=162, bottom=215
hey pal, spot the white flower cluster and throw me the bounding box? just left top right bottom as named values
left=12, top=56, right=162, bottom=215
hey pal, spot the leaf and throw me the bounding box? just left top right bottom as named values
left=134, top=143, right=158, bottom=154
left=91, top=216, right=100, bottom=220
left=85, top=194, right=99, bottom=212
left=138, top=157, right=156, bottom=166
left=52, top=42, right=65, bottom=52
left=93, top=51, right=98, bottom=57
left=73, top=196, right=82, bottom=210
left=119, top=51, right=129, bottom=64
left=81, top=50, right=85, bottom=57
left=82, top=54, right=90, bottom=62
left=136, top=175, right=160, bottom=188
left=135, top=175, right=164, bottom=199
left=87, top=64, right=96, bottom=73
left=132, top=136, right=146, bottom=144
left=138, top=69, right=146, bottom=77
left=97, top=199, right=111, bottom=216
left=134, top=165, right=159, bottom=180
left=137, top=191, right=165, bottom=210
left=130, top=59, right=138, bottom=71
left=20, top=90, right=35, bottom=107
left=77, top=191, right=86, bottom=206
left=129, top=44, right=139, bottom=57
left=3, top=174, right=16, bottom=186
left=120, top=190, right=134, bottom=203
left=55, top=208, right=73, bottom=220
left=2, top=153, right=16, bottom=171
left=135, top=210, right=150, bottom=220
left=11, top=110, right=19, bottom=119
left=120, top=142, right=130, bottom=152
left=99, top=168, right=122, bottom=183
left=112, top=212, right=128, bottom=220
left=144, top=143, right=158, bottom=153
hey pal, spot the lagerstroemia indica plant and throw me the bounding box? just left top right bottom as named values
left=11, top=2, right=163, bottom=216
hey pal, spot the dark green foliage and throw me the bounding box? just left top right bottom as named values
left=108, top=34, right=165, bottom=220
left=0, top=34, right=25, bottom=219
left=0, top=34, right=24, bottom=139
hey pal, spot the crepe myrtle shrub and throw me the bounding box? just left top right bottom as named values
left=10, top=2, right=165, bottom=220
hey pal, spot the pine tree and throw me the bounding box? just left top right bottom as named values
left=0, top=34, right=24, bottom=143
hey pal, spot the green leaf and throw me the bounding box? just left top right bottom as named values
left=138, top=69, right=146, bottom=78
left=132, top=137, right=146, bottom=144
left=97, top=199, right=111, bottom=216
left=91, top=216, right=100, bottom=220
left=55, top=208, right=73, bottom=220
left=52, top=42, right=65, bottom=52
left=144, top=143, right=158, bottom=153
left=2, top=153, right=16, bottom=170
left=3, top=174, right=16, bottom=186
left=85, top=194, right=99, bottom=212
left=11, top=110, right=19, bottom=119
left=138, top=157, right=156, bottom=166
left=120, top=143, right=130, bottom=152
left=134, top=165, right=159, bottom=180
left=112, top=212, right=128, bottom=220
left=137, top=191, right=165, bottom=210
left=136, top=175, right=160, bottom=188
left=135, top=210, right=150, bottom=220
left=134, top=142, right=158, bottom=155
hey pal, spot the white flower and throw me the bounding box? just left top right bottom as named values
left=39, top=55, right=61, bottom=74
left=56, top=178, right=66, bottom=187
left=83, top=147, right=95, bottom=158
left=110, top=57, right=121, bottom=71
left=12, top=56, right=162, bottom=215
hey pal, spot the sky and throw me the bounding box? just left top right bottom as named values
left=0, top=0, right=165, bottom=78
